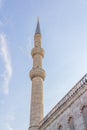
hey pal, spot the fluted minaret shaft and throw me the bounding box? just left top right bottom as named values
left=29, top=19, right=46, bottom=130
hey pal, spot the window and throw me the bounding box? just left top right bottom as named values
left=68, top=117, right=75, bottom=130
left=58, top=125, right=62, bottom=130
left=81, top=105, right=87, bottom=128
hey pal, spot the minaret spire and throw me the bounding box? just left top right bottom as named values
left=29, top=20, right=46, bottom=130
left=35, top=17, right=41, bottom=35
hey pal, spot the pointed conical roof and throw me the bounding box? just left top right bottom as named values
left=35, top=18, right=41, bottom=35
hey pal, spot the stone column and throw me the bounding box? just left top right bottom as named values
left=29, top=20, right=46, bottom=130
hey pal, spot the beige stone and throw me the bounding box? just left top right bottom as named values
left=29, top=20, right=46, bottom=130
left=28, top=20, right=87, bottom=130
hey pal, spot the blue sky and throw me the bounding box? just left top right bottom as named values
left=0, top=0, right=87, bottom=130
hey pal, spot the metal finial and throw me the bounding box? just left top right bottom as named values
left=35, top=17, right=41, bottom=35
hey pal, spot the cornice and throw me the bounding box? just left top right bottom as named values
left=39, top=73, right=87, bottom=130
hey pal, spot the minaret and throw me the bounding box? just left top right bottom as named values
left=29, top=19, right=46, bottom=130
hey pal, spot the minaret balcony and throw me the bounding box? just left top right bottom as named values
left=31, top=48, right=45, bottom=58
left=30, top=67, right=46, bottom=80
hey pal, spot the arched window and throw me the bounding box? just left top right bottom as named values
left=81, top=105, right=87, bottom=128
left=58, top=125, right=62, bottom=130
left=68, top=117, right=75, bottom=130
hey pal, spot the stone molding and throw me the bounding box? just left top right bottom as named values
left=34, top=34, right=42, bottom=40
left=31, top=47, right=45, bottom=58
left=30, top=67, right=46, bottom=80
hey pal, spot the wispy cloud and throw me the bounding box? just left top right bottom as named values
left=0, top=33, right=12, bottom=95
left=5, top=123, right=14, bottom=130
left=4, top=107, right=15, bottom=130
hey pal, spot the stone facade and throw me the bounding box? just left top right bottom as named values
left=39, top=74, right=87, bottom=130
left=29, top=20, right=87, bottom=130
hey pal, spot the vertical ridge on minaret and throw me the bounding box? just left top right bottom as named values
left=35, top=18, right=41, bottom=35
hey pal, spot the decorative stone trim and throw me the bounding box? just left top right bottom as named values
left=31, top=47, right=45, bottom=58
left=30, top=67, right=46, bottom=80
left=80, top=104, right=87, bottom=113
left=34, top=33, right=42, bottom=39
left=68, top=116, right=73, bottom=123
left=58, top=124, right=62, bottom=130
left=80, top=104, right=87, bottom=129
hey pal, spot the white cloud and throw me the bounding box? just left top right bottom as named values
left=5, top=123, right=14, bottom=130
left=0, top=33, right=12, bottom=95
left=5, top=109, right=15, bottom=130
left=9, top=128, right=13, bottom=130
